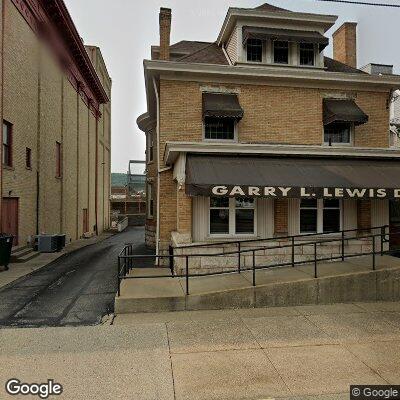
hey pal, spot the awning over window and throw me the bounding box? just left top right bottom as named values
left=242, top=26, right=329, bottom=51
left=323, top=99, right=369, bottom=126
left=186, top=154, right=400, bottom=199
left=202, top=93, right=244, bottom=120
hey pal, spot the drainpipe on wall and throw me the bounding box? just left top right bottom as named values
left=153, top=77, right=160, bottom=256
left=94, top=113, right=99, bottom=236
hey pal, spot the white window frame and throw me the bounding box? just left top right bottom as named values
left=273, top=40, right=290, bottom=65
left=147, top=182, right=154, bottom=219
left=208, top=197, right=257, bottom=238
left=298, top=43, right=316, bottom=67
left=246, top=38, right=263, bottom=63
left=323, top=122, right=354, bottom=147
left=202, top=118, right=238, bottom=143
left=299, top=199, right=342, bottom=234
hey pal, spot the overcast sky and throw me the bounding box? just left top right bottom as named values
left=63, top=0, right=400, bottom=173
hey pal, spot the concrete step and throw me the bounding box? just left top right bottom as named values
left=115, top=256, right=400, bottom=314
left=10, top=247, right=40, bottom=263
left=11, top=245, right=29, bottom=255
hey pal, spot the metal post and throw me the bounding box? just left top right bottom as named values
left=341, top=230, right=345, bottom=261
left=252, top=250, right=256, bottom=287
left=238, top=242, right=241, bottom=274
left=292, top=236, right=295, bottom=267
left=314, top=242, right=317, bottom=279
left=372, top=235, right=376, bottom=271
left=185, top=256, right=189, bottom=295
left=381, top=226, right=384, bottom=256
left=117, top=256, right=121, bottom=297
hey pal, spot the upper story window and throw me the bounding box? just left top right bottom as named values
left=2, top=120, right=12, bottom=167
left=299, top=43, right=315, bottom=66
left=147, top=131, right=154, bottom=163
left=204, top=117, right=235, bottom=140
left=202, top=93, right=243, bottom=141
left=273, top=41, right=289, bottom=64
left=324, top=122, right=352, bottom=145
left=247, top=39, right=262, bottom=62
left=26, top=147, right=32, bottom=169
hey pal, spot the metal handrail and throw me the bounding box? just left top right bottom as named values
left=117, top=225, right=395, bottom=297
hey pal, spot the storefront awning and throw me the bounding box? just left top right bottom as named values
left=203, top=93, right=244, bottom=120
left=323, top=99, right=369, bottom=126
left=242, top=26, right=329, bottom=51
left=186, top=155, right=400, bottom=199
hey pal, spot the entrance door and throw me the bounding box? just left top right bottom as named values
left=1, top=198, right=19, bottom=245
left=389, top=200, right=400, bottom=250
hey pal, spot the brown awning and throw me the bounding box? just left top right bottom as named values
left=242, top=26, right=329, bottom=51
left=323, top=99, right=369, bottom=126
left=202, top=93, right=244, bottom=120
left=186, top=155, right=400, bottom=199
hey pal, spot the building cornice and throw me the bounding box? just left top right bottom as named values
left=144, top=60, right=400, bottom=91
left=11, top=0, right=109, bottom=116
left=164, top=141, right=400, bottom=165
left=217, top=8, right=338, bottom=45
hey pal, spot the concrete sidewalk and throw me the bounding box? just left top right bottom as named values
left=0, top=233, right=113, bottom=290
left=0, top=301, right=399, bottom=400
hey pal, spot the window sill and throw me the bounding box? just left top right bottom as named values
left=206, top=235, right=258, bottom=241
left=322, top=143, right=353, bottom=147
left=55, top=176, right=62, bottom=180
left=26, top=167, right=32, bottom=171
left=2, top=165, right=14, bottom=171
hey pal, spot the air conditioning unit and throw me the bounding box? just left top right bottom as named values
left=37, top=235, right=59, bottom=253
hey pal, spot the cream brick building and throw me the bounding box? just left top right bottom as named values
left=138, top=3, right=400, bottom=273
left=0, top=0, right=111, bottom=246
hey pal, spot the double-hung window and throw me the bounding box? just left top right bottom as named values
left=209, top=197, right=255, bottom=236
left=300, top=199, right=341, bottom=234
left=299, top=43, right=315, bottom=66
left=147, top=183, right=154, bottom=218
left=204, top=117, right=235, bottom=141
left=247, top=39, right=263, bottom=62
left=324, top=122, right=352, bottom=145
left=147, top=131, right=154, bottom=163
left=273, top=41, right=289, bottom=64
left=2, top=120, right=12, bottom=167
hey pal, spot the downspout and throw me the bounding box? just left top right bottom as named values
left=153, top=77, right=160, bottom=256
left=94, top=111, right=99, bottom=235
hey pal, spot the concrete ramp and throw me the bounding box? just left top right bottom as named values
left=115, top=255, right=400, bottom=314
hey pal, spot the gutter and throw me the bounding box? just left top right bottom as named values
left=144, top=59, right=400, bottom=89
left=153, top=77, right=161, bottom=256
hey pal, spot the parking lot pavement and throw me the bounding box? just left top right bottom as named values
left=0, top=301, right=398, bottom=399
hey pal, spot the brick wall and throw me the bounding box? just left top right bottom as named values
left=358, top=200, right=371, bottom=232
left=1, top=0, right=111, bottom=245
left=274, top=199, right=288, bottom=235
left=333, top=23, right=357, bottom=69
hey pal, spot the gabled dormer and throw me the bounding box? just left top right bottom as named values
left=218, top=3, right=337, bottom=69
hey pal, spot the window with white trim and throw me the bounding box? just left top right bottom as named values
left=300, top=199, right=341, bottom=234
left=299, top=43, right=315, bottom=66
left=209, top=197, right=255, bottom=236
left=324, top=122, right=352, bottom=145
left=204, top=117, right=236, bottom=141
left=147, top=131, right=154, bottom=163
left=247, top=39, right=263, bottom=62
left=273, top=41, right=289, bottom=64
left=147, top=183, right=154, bottom=218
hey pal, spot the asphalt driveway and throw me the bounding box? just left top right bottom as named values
left=0, top=226, right=150, bottom=328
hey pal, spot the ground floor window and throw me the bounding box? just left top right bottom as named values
left=147, top=183, right=154, bottom=218
left=300, top=199, right=341, bottom=234
left=209, top=197, right=255, bottom=236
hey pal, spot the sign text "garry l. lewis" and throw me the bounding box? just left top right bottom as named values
left=211, top=186, right=400, bottom=199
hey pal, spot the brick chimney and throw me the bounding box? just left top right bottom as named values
left=159, top=8, right=172, bottom=61
left=332, top=22, right=357, bottom=68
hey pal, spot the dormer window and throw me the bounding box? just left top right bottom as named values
left=247, top=39, right=262, bottom=62
left=273, top=41, right=289, bottom=64
left=299, top=43, right=315, bottom=66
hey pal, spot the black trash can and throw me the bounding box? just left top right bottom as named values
left=0, top=234, right=14, bottom=271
